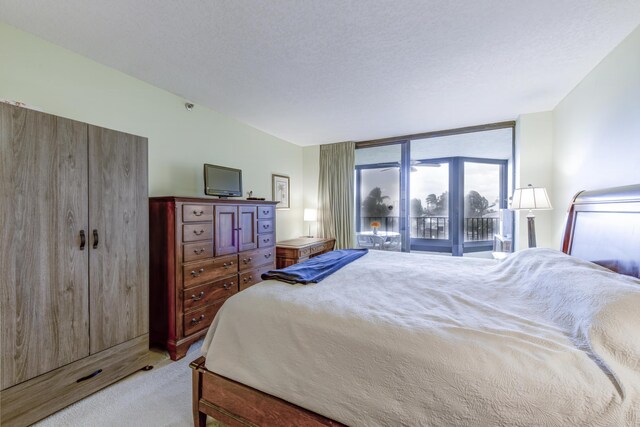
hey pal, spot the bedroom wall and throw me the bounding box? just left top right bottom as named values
left=302, top=145, right=321, bottom=236
left=514, top=112, right=554, bottom=250
left=550, top=25, right=640, bottom=245
left=0, top=23, right=304, bottom=240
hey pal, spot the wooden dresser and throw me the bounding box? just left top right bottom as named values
left=276, top=237, right=336, bottom=268
left=149, top=197, right=278, bottom=360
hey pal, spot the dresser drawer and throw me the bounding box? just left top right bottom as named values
left=311, top=243, right=327, bottom=255
left=257, top=205, right=274, bottom=219
left=183, top=300, right=225, bottom=336
left=299, top=247, right=312, bottom=258
left=239, top=247, right=276, bottom=272
left=183, top=241, right=214, bottom=262
left=183, top=255, right=238, bottom=288
left=183, top=204, right=214, bottom=222
left=257, top=219, right=274, bottom=234
left=239, top=264, right=273, bottom=291
left=183, top=223, right=213, bottom=242
left=258, top=233, right=275, bottom=248
left=183, top=276, right=238, bottom=312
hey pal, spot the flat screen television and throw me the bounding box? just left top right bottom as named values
left=204, top=164, right=242, bottom=198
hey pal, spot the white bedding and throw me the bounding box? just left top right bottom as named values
left=201, top=249, right=640, bottom=426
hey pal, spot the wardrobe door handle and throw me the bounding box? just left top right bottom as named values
left=80, top=230, right=86, bottom=250
left=93, top=229, right=99, bottom=249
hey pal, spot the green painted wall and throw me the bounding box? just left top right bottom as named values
left=0, top=23, right=303, bottom=239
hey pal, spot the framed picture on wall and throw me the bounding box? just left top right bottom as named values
left=272, top=174, right=290, bottom=209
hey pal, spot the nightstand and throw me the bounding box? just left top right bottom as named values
left=275, top=237, right=336, bottom=268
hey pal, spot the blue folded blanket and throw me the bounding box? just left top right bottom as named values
left=262, top=248, right=368, bottom=284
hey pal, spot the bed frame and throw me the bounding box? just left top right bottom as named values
left=191, top=184, right=640, bottom=426
left=562, top=184, right=640, bottom=278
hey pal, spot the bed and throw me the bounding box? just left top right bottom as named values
left=190, top=184, right=640, bottom=426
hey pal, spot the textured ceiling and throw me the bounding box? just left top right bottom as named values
left=1, top=1, right=639, bottom=146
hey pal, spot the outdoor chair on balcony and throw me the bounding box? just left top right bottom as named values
left=357, top=233, right=379, bottom=249
left=381, top=236, right=401, bottom=251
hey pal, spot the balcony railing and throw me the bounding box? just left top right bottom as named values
left=360, top=216, right=498, bottom=241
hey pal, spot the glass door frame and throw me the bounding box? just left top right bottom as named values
left=409, top=157, right=453, bottom=253
left=354, top=140, right=410, bottom=252
left=409, top=156, right=508, bottom=255
left=456, top=157, right=509, bottom=255
left=355, top=121, right=516, bottom=255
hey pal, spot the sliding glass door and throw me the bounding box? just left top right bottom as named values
left=410, top=159, right=451, bottom=252
left=355, top=143, right=408, bottom=252
left=462, top=160, right=506, bottom=252
left=355, top=124, right=514, bottom=255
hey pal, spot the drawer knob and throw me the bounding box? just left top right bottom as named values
left=264, top=253, right=272, bottom=258
left=243, top=276, right=253, bottom=282
left=243, top=257, right=253, bottom=264
left=193, top=229, right=205, bottom=235
left=191, top=314, right=205, bottom=325
left=191, top=268, right=205, bottom=277
left=193, top=210, right=204, bottom=216
left=193, top=248, right=206, bottom=254
left=263, top=238, right=270, bottom=243
left=191, top=291, right=205, bottom=301
left=223, top=282, right=234, bottom=290
left=262, top=224, right=269, bottom=229
left=223, top=262, right=234, bottom=269
left=262, top=210, right=269, bottom=214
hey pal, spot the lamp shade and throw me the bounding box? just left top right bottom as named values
left=303, top=208, right=317, bottom=222
left=511, top=184, right=552, bottom=210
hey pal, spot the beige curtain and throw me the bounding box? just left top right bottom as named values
left=317, top=141, right=355, bottom=249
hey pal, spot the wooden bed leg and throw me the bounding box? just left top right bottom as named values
left=192, top=360, right=206, bottom=427
left=195, top=410, right=207, bottom=427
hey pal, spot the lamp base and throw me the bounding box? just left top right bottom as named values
left=526, top=212, right=537, bottom=248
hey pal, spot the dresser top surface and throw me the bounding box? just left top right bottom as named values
left=150, top=196, right=279, bottom=205
left=276, top=237, right=335, bottom=249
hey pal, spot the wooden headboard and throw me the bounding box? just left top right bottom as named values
left=562, top=184, right=640, bottom=278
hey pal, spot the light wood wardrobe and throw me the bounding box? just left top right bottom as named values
left=0, top=103, right=150, bottom=426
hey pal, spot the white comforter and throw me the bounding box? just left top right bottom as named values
left=201, top=249, right=640, bottom=426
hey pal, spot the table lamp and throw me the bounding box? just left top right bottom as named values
left=303, top=208, right=317, bottom=237
left=510, top=184, right=552, bottom=248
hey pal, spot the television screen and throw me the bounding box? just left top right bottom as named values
left=204, top=164, right=242, bottom=197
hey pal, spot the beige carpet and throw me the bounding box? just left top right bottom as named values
left=35, top=340, right=220, bottom=427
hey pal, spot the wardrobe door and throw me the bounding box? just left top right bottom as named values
left=214, top=206, right=239, bottom=256
left=88, top=126, right=148, bottom=354
left=0, top=104, right=89, bottom=389
left=238, top=205, right=258, bottom=251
